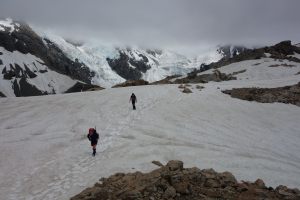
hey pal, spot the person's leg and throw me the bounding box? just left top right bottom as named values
left=133, top=103, right=136, bottom=110
left=92, top=145, right=97, bottom=156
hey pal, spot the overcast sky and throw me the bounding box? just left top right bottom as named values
left=1, top=0, right=300, bottom=53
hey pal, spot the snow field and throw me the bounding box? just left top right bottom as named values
left=1, top=57, right=300, bottom=199
left=0, top=80, right=300, bottom=200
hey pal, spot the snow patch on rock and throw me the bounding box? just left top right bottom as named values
left=0, top=18, right=20, bottom=34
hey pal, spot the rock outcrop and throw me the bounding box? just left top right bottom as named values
left=64, top=82, right=104, bottom=93
left=71, top=160, right=300, bottom=200
left=151, top=75, right=181, bottom=85
left=174, top=69, right=239, bottom=84
left=112, top=79, right=149, bottom=88
left=182, top=87, right=192, bottom=94
left=0, top=91, right=6, bottom=97
left=107, top=50, right=151, bottom=80
left=222, top=82, right=300, bottom=106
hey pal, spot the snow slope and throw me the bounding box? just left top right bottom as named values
left=0, top=47, right=77, bottom=97
left=197, top=55, right=300, bottom=87
left=1, top=59, right=300, bottom=199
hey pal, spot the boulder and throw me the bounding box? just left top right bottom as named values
left=178, top=84, right=185, bottom=89
left=255, top=179, right=266, bottom=189
left=182, top=87, right=192, bottom=93
left=166, top=160, right=183, bottom=171
left=173, top=182, right=190, bottom=194
left=220, top=171, right=237, bottom=186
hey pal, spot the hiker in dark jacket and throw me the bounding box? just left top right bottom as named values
left=87, top=128, right=99, bottom=156
left=129, top=93, right=137, bottom=110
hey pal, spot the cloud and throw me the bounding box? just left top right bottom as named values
left=1, top=0, right=300, bottom=53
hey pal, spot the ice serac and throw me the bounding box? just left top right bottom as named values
left=0, top=19, right=98, bottom=97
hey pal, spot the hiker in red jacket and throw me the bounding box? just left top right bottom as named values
left=87, top=128, right=99, bottom=156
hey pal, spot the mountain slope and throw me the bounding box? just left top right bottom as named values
left=39, top=33, right=222, bottom=87
left=0, top=46, right=77, bottom=96
left=169, top=40, right=300, bottom=84
left=37, top=29, right=227, bottom=87
left=0, top=18, right=99, bottom=97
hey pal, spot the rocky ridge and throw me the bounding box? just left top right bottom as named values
left=0, top=19, right=99, bottom=96
left=173, top=69, right=242, bottom=84
left=112, top=79, right=149, bottom=88
left=0, top=20, right=94, bottom=83
left=155, top=41, right=300, bottom=85
left=107, top=50, right=152, bottom=80
left=222, top=82, right=300, bottom=106
left=196, top=41, right=300, bottom=74
left=71, top=160, right=300, bottom=200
